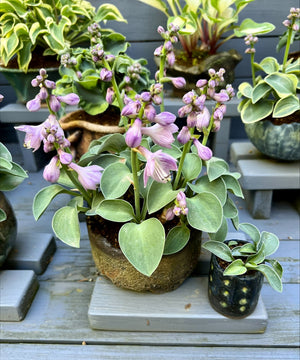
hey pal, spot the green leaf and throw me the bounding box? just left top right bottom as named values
left=182, top=153, right=202, bottom=182
left=240, top=99, right=273, bottom=123
left=85, top=193, right=104, bottom=216
left=101, top=162, right=132, bottom=199
left=0, top=208, right=7, bottom=222
left=186, top=192, right=223, bottom=232
left=224, top=259, right=247, bottom=275
left=221, top=175, right=244, bottom=198
left=119, top=218, right=165, bottom=276
left=206, top=157, right=229, bottom=181
left=273, top=95, right=300, bottom=118
left=135, top=0, right=169, bottom=16
left=265, top=72, right=298, bottom=97
left=102, top=33, right=128, bottom=56
left=247, top=243, right=265, bottom=264
left=252, top=81, right=271, bottom=103
left=0, top=143, right=12, bottom=162
left=260, top=231, right=279, bottom=257
left=147, top=182, right=182, bottom=214
left=234, top=19, right=275, bottom=37
left=52, top=206, right=80, bottom=248
left=188, top=175, right=227, bottom=206
left=0, top=157, right=13, bottom=170
left=239, top=222, right=260, bottom=244
left=96, top=199, right=135, bottom=222
left=208, top=216, right=228, bottom=242
left=239, top=243, right=256, bottom=254
left=265, top=259, right=283, bottom=278
left=256, top=264, right=283, bottom=292
left=223, top=196, right=238, bottom=218
left=238, top=82, right=253, bottom=98
left=202, top=240, right=234, bottom=262
left=33, top=185, right=68, bottom=221
left=164, top=225, right=190, bottom=255
left=94, top=4, right=127, bottom=23
left=151, top=144, right=182, bottom=159
left=256, top=57, right=279, bottom=74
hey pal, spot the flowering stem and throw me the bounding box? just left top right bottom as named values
left=173, top=140, right=192, bottom=190
left=159, top=52, right=166, bottom=112
left=202, top=113, right=214, bottom=147
left=131, top=149, right=141, bottom=222
left=282, top=26, right=293, bottom=72
left=250, top=51, right=256, bottom=87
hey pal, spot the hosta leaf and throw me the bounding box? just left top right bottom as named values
left=273, top=95, right=300, bottom=118
left=164, top=225, right=190, bottom=255
left=256, top=264, right=283, bottom=292
left=188, top=175, right=227, bottom=205
left=241, top=99, right=273, bottom=123
left=265, top=72, right=298, bottom=97
left=224, top=259, right=247, bottom=275
left=252, top=81, right=271, bottom=103
left=147, top=182, right=182, bottom=214
left=202, top=240, right=234, bottom=262
left=96, top=199, right=135, bottom=222
left=52, top=206, right=80, bottom=248
left=238, top=82, right=253, bottom=98
left=234, top=19, right=275, bottom=37
left=206, top=157, right=229, bottom=181
left=100, top=162, right=132, bottom=199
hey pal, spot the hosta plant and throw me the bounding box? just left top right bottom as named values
left=237, top=8, right=300, bottom=123
left=0, top=0, right=125, bottom=72
left=203, top=222, right=283, bottom=292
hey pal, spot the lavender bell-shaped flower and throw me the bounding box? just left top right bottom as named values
left=15, top=123, right=44, bottom=151
left=57, top=93, right=80, bottom=106
left=26, top=96, right=41, bottom=112
left=141, top=123, right=178, bottom=148
left=154, top=112, right=176, bottom=126
left=68, top=163, right=103, bottom=191
left=58, top=149, right=73, bottom=165
left=193, top=139, right=213, bottom=161
left=43, top=156, right=60, bottom=183
left=196, top=107, right=210, bottom=131
left=138, top=146, right=177, bottom=187
left=125, top=119, right=142, bottom=148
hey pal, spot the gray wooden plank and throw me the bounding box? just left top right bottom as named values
left=0, top=281, right=299, bottom=347
left=88, top=277, right=268, bottom=333
left=5, top=233, right=56, bottom=274
left=1, top=344, right=300, bottom=360
left=0, top=270, right=39, bottom=321
left=230, top=142, right=265, bottom=165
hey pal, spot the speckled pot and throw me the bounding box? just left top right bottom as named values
left=0, top=192, right=17, bottom=267
left=245, top=119, right=300, bottom=161
left=87, top=216, right=202, bottom=293
left=208, top=244, right=264, bottom=319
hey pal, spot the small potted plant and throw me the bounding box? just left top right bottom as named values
left=54, top=22, right=153, bottom=158
left=0, top=0, right=125, bottom=102
left=202, top=222, right=283, bottom=318
left=15, top=24, right=281, bottom=297
left=0, top=99, right=28, bottom=265
left=237, top=7, right=300, bottom=161
left=135, top=0, right=259, bottom=88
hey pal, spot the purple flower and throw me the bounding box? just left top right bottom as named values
left=177, top=126, right=191, bottom=144
left=144, top=104, right=156, bottom=122
left=177, top=191, right=186, bottom=208
left=171, top=77, right=186, bottom=89
left=121, top=100, right=141, bottom=118
left=154, top=112, right=176, bottom=126
left=213, top=91, right=230, bottom=102
left=178, top=104, right=193, bottom=117
left=43, top=156, right=60, bottom=183
left=57, top=93, right=80, bottom=106
left=193, top=139, right=213, bottom=161
left=165, top=40, right=173, bottom=52
left=213, top=107, right=224, bottom=121
left=125, top=119, right=142, bottom=148
left=68, top=162, right=103, bottom=190
left=58, top=149, right=73, bottom=165
left=26, top=97, right=41, bottom=112
left=196, top=107, right=210, bottom=130
left=193, top=94, right=206, bottom=111
left=187, top=111, right=197, bottom=128
left=152, top=95, right=162, bottom=105
left=182, top=91, right=194, bottom=104
left=49, top=95, right=61, bottom=112
left=100, top=68, right=113, bottom=82
left=140, top=92, right=152, bottom=102
left=213, top=120, right=221, bottom=132
left=141, top=123, right=178, bottom=148
left=38, top=87, right=48, bottom=100
left=31, top=79, right=39, bottom=87
left=15, top=123, right=44, bottom=151
left=173, top=206, right=181, bottom=216
left=167, top=51, right=175, bottom=66
left=196, top=79, right=208, bottom=88
left=106, top=87, right=115, bottom=104
left=154, top=45, right=163, bottom=56
left=44, top=80, right=56, bottom=89
left=157, top=26, right=165, bottom=34
left=138, top=146, right=177, bottom=187
left=0, top=94, right=3, bottom=102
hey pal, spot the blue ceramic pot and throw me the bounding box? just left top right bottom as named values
left=208, top=242, right=264, bottom=318
left=245, top=119, right=300, bottom=161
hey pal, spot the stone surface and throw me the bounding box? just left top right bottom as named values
left=0, top=270, right=39, bottom=321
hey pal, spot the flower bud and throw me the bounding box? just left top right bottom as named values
left=141, top=92, right=152, bottom=102
left=152, top=94, right=162, bottom=105
left=154, top=45, right=163, bottom=56
left=164, top=207, right=175, bottom=221
left=213, top=91, right=230, bottom=103
left=171, top=77, right=186, bottom=89
left=39, top=68, right=47, bottom=77
left=167, top=51, right=175, bottom=67
left=154, top=111, right=176, bottom=126
left=57, top=93, right=80, bottom=106
left=26, top=97, right=41, bottom=112
left=100, top=68, right=113, bottom=82
left=193, top=139, right=213, bottom=161
left=196, top=79, right=208, bottom=88
left=165, top=40, right=173, bottom=52
left=182, top=91, right=194, bottom=104
left=38, top=87, right=48, bottom=100
left=125, top=118, right=142, bottom=148
left=144, top=104, right=156, bottom=122
left=49, top=95, right=61, bottom=112
left=187, top=111, right=198, bottom=128
left=177, top=126, right=191, bottom=144
left=43, top=156, right=60, bottom=183
left=157, top=26, right=165, bottom=34
left=121, top=100, right=141, bottom=118
left=106, top=87, right=115, bottom=104
left=58, top=149, right=73, bottom=165
left=178, top=104, right=193, bottom=118
left=196, top=107, right=210, bottom=130
left=31, top=78, right=39, bottom=87
left=44, top=80, right=56, bottom=89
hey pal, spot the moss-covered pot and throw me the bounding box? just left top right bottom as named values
left=208, top=245, right=264, bottom=319
left=59, top=106, right=124, bottom=160
left=245, top=119, right=300, bottom=161
left=0, top=192, right=17, bottom=267
left=87, top=216, right=202, bottom=293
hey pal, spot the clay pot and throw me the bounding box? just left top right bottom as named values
left=0, top=192, right=17, bottom=267
left=59, top=106, right=124, bottom=159
left=208, top=243, right=264, bottom=319
left=245, top=116, right=300, bottom=161
left=86, top=216, right=202, bottom=293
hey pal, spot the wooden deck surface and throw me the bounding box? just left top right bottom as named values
left=1, top=145, right=299, bottom=359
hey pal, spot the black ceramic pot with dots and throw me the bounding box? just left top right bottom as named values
left=208, top=242, right=264, bottom=319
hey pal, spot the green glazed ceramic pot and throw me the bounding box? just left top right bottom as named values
left=0, top=66, right=60, bottom=104
left=245, top=119, right=300, bottom=161
left=208, top=241, right=264, bottom=319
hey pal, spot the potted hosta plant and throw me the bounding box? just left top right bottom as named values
left=0, top=117, right=28, bottom=265
left=15, top=24, right=280, bottom=297
left=237, top=8, right=300, bottom=161
left=54, top=22, right=152, bottom=158
left=0, top=0, right=125, bottom=102
left=135, top=0, right=258, bottom=89
left=203, top=223, right=283, bottom=318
